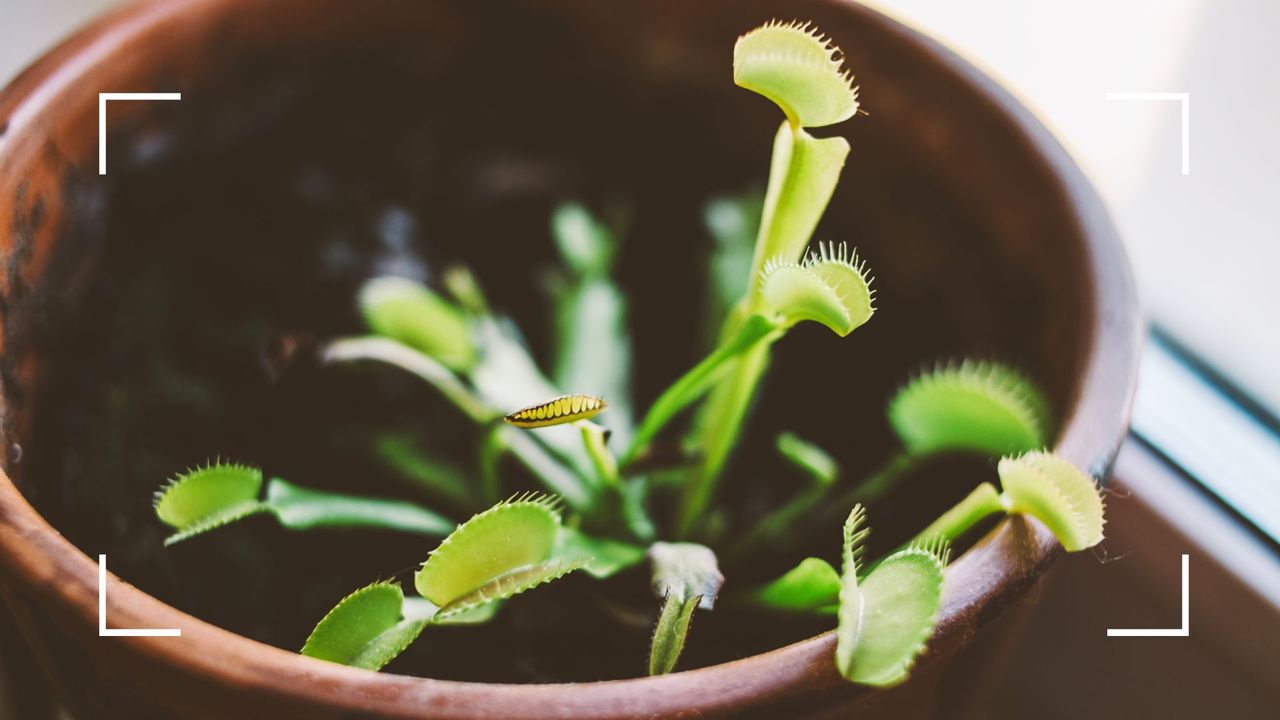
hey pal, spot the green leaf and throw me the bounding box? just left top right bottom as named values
left=556, top=527, right=647, bottom=579
left=776, top=431, right=839, bottom=486
left=414, top=495, right=576, bottom=613
left=910, top=481, right=1005, bottom=548
left=626, top=314, right=780, bottom=462
left=839, top=543, right=948, bottom=687
left=153, top=461, right=268, bottom=545
left=359, top=276, right=476, bottom=371
left=887, top=360, right=1051, bottom=458
left=998, top=452, right=1106, bottom=551
left=734, top=20, right=859, bottom=129
left=835, top=505, right=870, bottom=677
left=265, top=478, right=454, bottom=536
left=648, top=594, right=700, bottom=676
left=322, top=336, right=494, bottom=423
left=301, top=582, right=428, bottom=671
left=750, top=557, right=840, bottom=613
left=747, top=123, right=850, bottom=287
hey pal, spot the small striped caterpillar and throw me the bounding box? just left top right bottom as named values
left=504, top=395, right=607, bottom=428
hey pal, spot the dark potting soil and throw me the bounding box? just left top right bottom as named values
left=14, top=7, right=1051, bottom=682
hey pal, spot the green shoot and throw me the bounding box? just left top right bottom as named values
left=835, top=505, right=870, bottom=678
left=647, top=542, right=724, bottom=675
left=776, top=431, right=839, bottom=486
left=649, top=594, right=700, bottom=677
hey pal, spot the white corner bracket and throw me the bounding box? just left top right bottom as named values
left=98, top=92, right=182, bottom=175
left=1107, top=553, right=1190, bottom=637
left=98, top=554, right=181, bottom=637
left=1106, top=92, right=1190, bottom=175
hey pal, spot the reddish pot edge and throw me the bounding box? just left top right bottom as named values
left=0, top=0, right=1142, bottom=717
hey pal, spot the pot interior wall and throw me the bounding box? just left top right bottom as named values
left=2, top=0, right=1089, bottom=683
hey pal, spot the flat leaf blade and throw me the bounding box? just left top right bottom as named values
left=266, top=478, right=454, bottom=536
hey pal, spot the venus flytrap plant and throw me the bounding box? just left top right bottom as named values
left=148, top=20, right=1109, bottom=691
left=675, top=22, right=867, bottom=536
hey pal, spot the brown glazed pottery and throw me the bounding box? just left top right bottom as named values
left=0, top=0, right=1140, bottom=717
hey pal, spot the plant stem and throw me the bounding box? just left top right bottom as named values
left=727, top=482, right=828, bottom=562
left=323, top=336, right=495, bottom=423
left=325, top=336, right=596, bottom=510
left=499, top=426, right=593, bottom=511
left=908, top=482, right=1006, bottom=547
left=674, top=125, right=850, bottom=538
left=833, top=450, right=918, bottom=508
left=676, top=342, right=770, bottom=537
left=625, top=315, right=780, bottom=464
left=578, top=420, right=621, bottom=489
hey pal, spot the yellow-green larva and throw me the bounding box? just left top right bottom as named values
left=504, top=395, right=607, bottom=429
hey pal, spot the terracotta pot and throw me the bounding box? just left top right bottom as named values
left=0, top=0, right=1140, bottom=717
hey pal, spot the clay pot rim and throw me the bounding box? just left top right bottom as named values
left=0, top=0, right=1141, bottom=716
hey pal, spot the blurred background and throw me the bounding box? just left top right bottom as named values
left=2, top=0, right=1277, bottom=718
